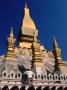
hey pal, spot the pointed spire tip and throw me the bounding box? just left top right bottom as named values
left=53, top=35, right=58, bottom=48
left=25, top=3, right=27, bottom=8
left=25, top=0, right=28, bottom=8
left=10, top=27, right=14, bottom=37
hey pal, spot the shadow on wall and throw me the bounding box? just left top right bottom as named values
left=50, top=86, right=56, bottom=90
left=1, top=85, right=67, bottom=90
left=10, top=86, right=19, bottom=90
left=36, top=86, right=42, bottom=90
left=57, top=87, right=63, bottom=90
left=64, top=87, right=67, bottom=90
left=27, top=86, right=35, bottom=90
left=2, top=86, right=9, bottom=90
left=20, top=86, right=26, bottom=90
left=42, top=86, right=49, bottom=90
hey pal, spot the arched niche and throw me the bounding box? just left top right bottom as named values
left=54, top=73, right=59, bottom=80
left=10, top=70, right=15, bottom=79
left=43, top=74, right=47, bottom=80
left=2, top=70, right=7, bottom=79
left=48, top=74, right=53, bottom=81
left=60, top=74, right=64, bottom=81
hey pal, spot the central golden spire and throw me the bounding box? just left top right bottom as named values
left=18, top=1, right=38, bottom=49
left=22, top=2, right=36, bottom=29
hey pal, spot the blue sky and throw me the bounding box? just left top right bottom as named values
left=0, top=0, right=67, bottom=60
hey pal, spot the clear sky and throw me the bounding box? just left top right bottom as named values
left=0, top=0, right=67, bottom=60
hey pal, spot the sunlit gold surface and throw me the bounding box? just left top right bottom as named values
left=22, top=5, right=36, bottom=29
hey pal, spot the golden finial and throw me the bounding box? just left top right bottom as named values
left=53, top=35, right=58, bottom=48
left=25, top=3, right=27, bottom=8
left=25, top=0, right=27, bottom=8
left=8, top=27, right=16, bottom=46
left=10, top=27, right=14, bottom=38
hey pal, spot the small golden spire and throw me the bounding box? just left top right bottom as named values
left=53, top=35, right=62, bottom=67
left=5, top=28, right=16, bottom=60
left=8, top=27, right=15, bottom=47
